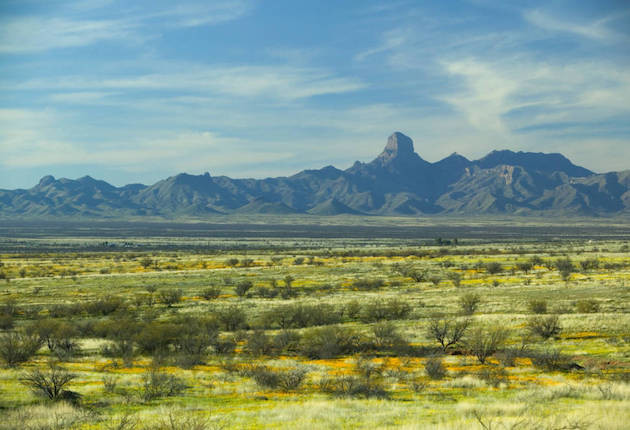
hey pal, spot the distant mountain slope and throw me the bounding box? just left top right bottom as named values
left=1, top=132, right=628, bottom=217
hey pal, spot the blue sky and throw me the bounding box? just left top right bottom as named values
left=1, top=0, right=629, bottom=188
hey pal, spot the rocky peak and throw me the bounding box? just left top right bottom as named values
left=37, top=175, right=56, bottom=187
left=378, top=132, right=415, bottom=162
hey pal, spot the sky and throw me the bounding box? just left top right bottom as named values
left=1, top=0, right=629, bottom=188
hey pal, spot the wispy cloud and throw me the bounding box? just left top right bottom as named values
left=16, top=64, right=365, bottom=101
left=0, top=0, right=254, bottom=53
left=523, top=8, right=623, bottom=41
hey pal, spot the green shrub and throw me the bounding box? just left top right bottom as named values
left=459, top=293, right=481, bottom=315
left=528, top=299, right=547, bottom=314
left=235, top=281, right=253, bottom=297
left=201, top=287, right=221, bottom=300
left=299, top=326, right=364, bottom=359
left=528, top=348, right=570, bottom=371
left=319, top=375, right=387, bottom=398
left=0, top=331, right=43, bottom=367
left=485, top=262, right=503, bottom=274
left=359, top=299, right=411, bottom=323
left=216, top=306, right=248, bottom=331
left=575, top=299, right=599, bottom=313
left=424, top=356, right=446, bottom=380
left=371, top=321, right=407, bottom=351
left=352, top=278, right=385, bottom=290
left=466, top=327, right=508, bottom=364
left=141, top=369, right=186, bottom=401
left=158, top=289, right=183, bottom=307
left=272, top=330, right=301, bottom=354
left=247, top=365, right=308, bottom=392
left=0, top=313, right=14, bottom=330
left=246, top=330, right=273, bottom=356
left=527, top=315, right=561, bottom=339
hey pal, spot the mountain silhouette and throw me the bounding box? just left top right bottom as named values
left=1, top=132, right=628, bottom=217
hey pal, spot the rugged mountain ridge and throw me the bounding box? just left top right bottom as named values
left=1, top=132, right=628, bottom=217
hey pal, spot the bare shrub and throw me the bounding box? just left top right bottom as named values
left=427, top=317, right=470, bottom=352
left=21, top=362, right=77, bottom=401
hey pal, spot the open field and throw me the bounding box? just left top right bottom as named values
left=1, top=219, right=629, bottom=429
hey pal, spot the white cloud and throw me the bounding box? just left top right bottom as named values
left=0, top=0, right=254, bottom=53
left=523, top=9, right=622, bottom=41
left=0, top=17, right=134, bottom=53
left=16, top=65, right=365, bottom=101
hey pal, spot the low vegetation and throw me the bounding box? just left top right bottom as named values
left=0, top=225, right=629, bottom=428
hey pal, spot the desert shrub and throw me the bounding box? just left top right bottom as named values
left=371, top=321, right=407, bottom=351
left=575, top=299, right=599, bottom=313
left=158, top=289, right=182, bottom=307
left=102, top=375, right=118, bottom=393
left=0, top=313, right=14, bottom=330
left=516, top=261, right=533, bottom=274
left=579, top=258, right=599, bottom=272
left=272, top=330, right=301, bottom=354
left=246, top=330, right=273, bottom=356
left=21, top=362, right=77, bottom=401
left=528, top=348, right=570, bottom=371
left=555, top=257, right=575, bottom=282
left=225, top=258, right=239, bottom=267
left=139, top=257, right=154, bottom=269
left=216, top=306, right=248, bottom=331
left=214, top=337, right=236, bottom=354
left=424, top=356, right=447, bottom=380
left=485, top=262, right=503, bottom=274
left=427, top=317, right=470, bottom=351
left=446, top=271, right=462, bottom=287
left=459, top=293, right=481, bottom=315
left=240, top=258, right=254, bottom=267
left=359, top=299, right=411, bottom=323
left=96, top=317, right=139, bottom=365
left=171, top=316, right=219, bottom=366
left=141, top=369, right=186, bottom=401
left=201, top=287, right=221, bottom=300
left=527, top=315, right=562, bottom=339
left=48, top=303, right=82, bottom=319
left=319, top=375, right=387, bottom=398
left=83, top=296, right=125, bottom=316
left=344, top=300, right=361, bottom=320
left=261, top=303, right=341, bottom=329
left=466, top=327, right=509, bottom=364
left=528, top=299, right=548, bottom=314
left=299, top=325, right=365, bottom=359
left=256, top=286, right=279, bottom=299
left=352, top=278, right=385, bottom=290
left=0, top=331, right=43, bottom=367
left=235, top=281, right=253, bottom=297
left=428, top=274, right=443, bottom=286
left=51, top=324, right=81, bottom=361
left=478, top=366, right=508, bottom=388
left=247, top=365, right=308, bottom=392
left=135, top=323, right=179, bottom=357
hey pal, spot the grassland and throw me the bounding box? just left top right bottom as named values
left=0, top=219, right=629, bottom=429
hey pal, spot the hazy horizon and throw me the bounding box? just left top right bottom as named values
left=1, top=0, right=629, bottom=188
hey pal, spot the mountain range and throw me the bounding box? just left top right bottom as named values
left=2, top=132, right=629, bottom=218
